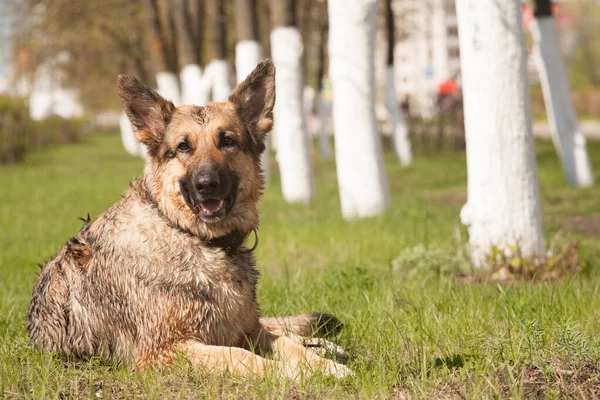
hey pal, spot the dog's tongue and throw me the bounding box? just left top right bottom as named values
left=201, top=199, right=224, bottom=214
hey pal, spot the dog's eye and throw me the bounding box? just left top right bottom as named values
left=220, top=136, right=236, bottom=148
left=177, top=142, right=191, bottom=153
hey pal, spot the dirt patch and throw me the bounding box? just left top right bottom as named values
left=422, top=189, right=466, bottom=206
left=549, top=214, right=600, bottom=237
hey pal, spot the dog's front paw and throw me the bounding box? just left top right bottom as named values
left=321, top=359, right=354, bottom=379
left=302, top=337, right=350, bottom=363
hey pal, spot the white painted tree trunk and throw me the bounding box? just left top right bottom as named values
left=206, top=59, right=232, bottom=102
left=531, top=17, right=594, bottom=187
left=385, top=66, right=412, bottom=165
left=235, top=40, right=270, bottom=184
left=456, top=0, right=545, bottom=266
left=271, top=26, right=314, bottom=203
left=328, top=0, right=389, bottom=218
left=119, top=111, right=146, bottom=158
left=155, top=71, right=181, bottom=106
left=235, top=40, right=262, bottom=84
left=180, top=64, right=209, bottom=106
left=316, top=91, right=332, bottom=159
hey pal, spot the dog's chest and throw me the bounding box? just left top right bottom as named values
left=173, top=249, right=260, bottom=344
left=104, top=204, right=261, bottom=344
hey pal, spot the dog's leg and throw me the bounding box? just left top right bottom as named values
left=260, top=313, right=349, bottom=362
left=255, top=329, right=353, bottom=379
left=176, top=340, right=290, bottom=380
left=278, top=333, right=350, bottom=363
left=260, top=312, right=343, bottom=337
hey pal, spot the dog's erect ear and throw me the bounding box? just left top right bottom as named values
left=229, top=60, right=275, bottom=152
left=117, top=74, right=175, bottom=152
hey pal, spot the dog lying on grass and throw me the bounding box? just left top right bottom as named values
left=27, top=60, right=351, bottom=380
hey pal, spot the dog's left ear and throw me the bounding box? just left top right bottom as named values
left=229, top=60, right=276, bottom=154
left=117, top=74, right=175, bottom=154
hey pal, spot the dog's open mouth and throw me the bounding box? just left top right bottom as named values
left=179, top=174, right=238, bottom=223
left=182, top=189, right=234, bottom=222
left=198, top=199, right=224, bottom=217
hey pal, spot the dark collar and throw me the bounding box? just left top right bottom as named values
left=143, top=186, right=258, bottom=255
left=206, top=230, right=249, bottom=254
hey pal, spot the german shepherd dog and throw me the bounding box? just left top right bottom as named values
left=27, top=60, right=352, bottom=380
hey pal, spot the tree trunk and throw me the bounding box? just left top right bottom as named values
left=173, top=0, right=208, bottom=105
left=531, top=0, right=594, bottom=187
left=158, top=0, right=179, bottom=73
left=328, top=0, right=389, bottom=218
left=456, top=0, right=545, bottom=266
left=188, top=0, right=205, bottom=63
left=314, top=12, right=332, bottom=159
left=143, top=0, right=181, bottom=105
left=235, top=0, right=262, bottom=83
left=235, top=0, right=270, bottom=184
left=206, top=0, right=231, bottom=102
left=384, top=0, right=412, bottom=166
left=270, top=0, right=314, bottom=203
left=120, top=111, right=146, bottom=158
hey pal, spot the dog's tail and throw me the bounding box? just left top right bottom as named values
left=260, top=312, right=344, bottom=337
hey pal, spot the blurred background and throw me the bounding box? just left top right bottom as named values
left=1, top=0, right=598, bottom=160
left=0, top=0, right=599, bottom=266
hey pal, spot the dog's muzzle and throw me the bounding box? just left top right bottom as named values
left=180, top=165, right=236, bottom=222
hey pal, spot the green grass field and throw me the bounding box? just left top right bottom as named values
left=1, top=133, right=599, bottom=398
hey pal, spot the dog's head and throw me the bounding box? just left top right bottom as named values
left=118, top=60, right=275, bottom=239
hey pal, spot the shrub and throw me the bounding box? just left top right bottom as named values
left=29, top=116, right=84, bottom=148
left=0, top=95, right=85, bottom=165
left=0, top=97, right=31, bottom=164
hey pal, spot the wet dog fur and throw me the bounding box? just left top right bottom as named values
left=27, top=60, right=351, bottom=380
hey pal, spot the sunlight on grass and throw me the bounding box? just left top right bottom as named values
left=1, top=133, right=599, bottom=397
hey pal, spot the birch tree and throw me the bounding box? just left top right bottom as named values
left=270, top=0, right=314, bottom=203
left=384, top=0, right=412, bottom=165
left=120, top=112, right=146, bottom=157
left=235, top=0, right=262, bottom=83
left=314, top=8, right=332, bottom=159
left=531, top=0, right=594, bottom=187
left=173, top=0, right=208, bottom=105
left=328, top=0, right=389, bottom=218
left=143, top=0, right=181, bottom=105
left=234, top=0, right=271, bottom=183
left=456, top=0, right=545, bottom=266
left=206, top=0, right=231, bottom=102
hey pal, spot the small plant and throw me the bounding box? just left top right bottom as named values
left=488, top=242, right=588, bottom=282
left=390, top=244, right=470, bottom=279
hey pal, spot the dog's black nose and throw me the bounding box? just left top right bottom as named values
left=195, top=166, right=220, bottom=194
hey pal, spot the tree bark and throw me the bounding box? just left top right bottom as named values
left=143, top=0, right=169, bottom=74
left=206, top=0, right=231, bottom=101
left=531, top=0, right=594, bottom=187
left=270, top=0, right=314, bottom=203
left=384, top=0, right=412, bottom=165
left=328, top=0, right=389, bottom=218
left=173, top=0, right=208, bottom=105
left=456, top=0, right=545, bottom=266
left=235, top=0, right=262, bottom=82
left=187, top=0, right=205, bottom=62
left=235, top=0, right=269, bottom=183
left=143, top=0, right=181, bottom=105
left=173, top=0, right=198, bottom=67
left=315, top=15, right=332, bottom=159
left=120, top=111, right=146, bottom=158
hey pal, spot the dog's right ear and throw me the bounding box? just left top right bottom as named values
left=229, top=60, right=275, bottom=153
left=117, top=75, right=175, bottom=152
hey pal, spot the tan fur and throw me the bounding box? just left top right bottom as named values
left=27, top=61, right=351, bottom=380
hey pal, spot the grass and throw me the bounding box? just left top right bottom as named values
left=1, top=133, right=600, bottom=398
